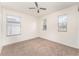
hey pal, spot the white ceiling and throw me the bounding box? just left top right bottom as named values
left=0, top=2, right=79, bottom=16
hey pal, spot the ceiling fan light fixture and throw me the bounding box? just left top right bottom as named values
left=28, top=2, right=47, bottom=13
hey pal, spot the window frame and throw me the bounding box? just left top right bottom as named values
left=43, top=19, right=47, bottom=31
left=58, top=15, right=68, bottom=32
left=6, top=16, right=21, bottom=36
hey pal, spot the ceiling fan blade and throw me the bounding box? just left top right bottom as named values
left=37, top=10, right=39, bottom=13
left=35, top=2, right=38, bottom=7
left=29, top=7, right=35, bottom=9
left=40, top=8, right=47, bottom=10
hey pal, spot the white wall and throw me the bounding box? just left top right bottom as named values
left=0, top=7, right=37, bottom=48
left=77, top=8, right=79, bottom=48
left=38, top=5, right=79, bottom=49
left=0, top=5, right=2, bottom=54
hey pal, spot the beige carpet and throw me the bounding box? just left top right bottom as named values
left=0, top=37, right=79, bottom=56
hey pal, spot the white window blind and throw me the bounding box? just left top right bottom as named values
left=58, top=15, right=68, bottom=32
left=7, top=16, right=21, bottom=36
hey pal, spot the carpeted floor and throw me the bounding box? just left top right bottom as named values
left=0, top=37, right=79, bottom=56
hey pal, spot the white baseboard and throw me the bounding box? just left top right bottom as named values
left=39, top=36, right=79, bottom=49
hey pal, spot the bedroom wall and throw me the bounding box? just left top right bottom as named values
left=38, top=5, right=79, bottom=49
left=77, top=8, right=79, bottom=48
left=0, top=5, right=2, bottom=54
left=0, top=7, right=38, bottom=48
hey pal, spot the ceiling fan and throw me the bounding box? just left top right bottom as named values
left=29, top=2, right=47, bottom=13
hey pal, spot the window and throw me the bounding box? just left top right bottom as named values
left=7, top=16, right=21, bottom=36
left=58, top=15, right=68, bottom=32
left=43, top=19, right=47, bottom=31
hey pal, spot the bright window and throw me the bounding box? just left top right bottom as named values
left=58, top=15, right=68, bottom=32
left=43, top=19, right=47, bottom=31
left=7, top=16, right=21, bottom=36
